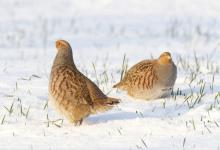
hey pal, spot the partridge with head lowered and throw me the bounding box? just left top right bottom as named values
left=113, top=52, right=177, bottom=100
left=49, top=40, right=119, bottom=125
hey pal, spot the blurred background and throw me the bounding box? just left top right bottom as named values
left=1, top=0, right=220, bottom=52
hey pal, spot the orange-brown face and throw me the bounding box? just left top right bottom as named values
left=158, top=52, right=172, bottom=64
left=56, top=40, right=71, bottom=50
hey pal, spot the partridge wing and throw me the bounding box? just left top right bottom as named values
left=50, top=66, right=93, bottom=106
left=122, top=60, right=158, bottom=89
left=84, top=77, right=108, bottom=102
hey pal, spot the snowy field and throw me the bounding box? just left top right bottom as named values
left=0, top=0, right=220, bottom=149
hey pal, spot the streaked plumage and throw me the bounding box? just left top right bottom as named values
left=113, top=52, right=177, bottom=100
left=49, top=40, right=119, bottom=125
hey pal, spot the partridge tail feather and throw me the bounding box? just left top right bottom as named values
left=91, top=97, right=120, bottom=114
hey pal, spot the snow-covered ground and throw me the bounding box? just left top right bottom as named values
left=0, top=0, right=220, bottom=149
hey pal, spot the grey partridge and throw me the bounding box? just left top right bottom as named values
left=113, top=52, right=177, bottom=100
left=49, top=40, right=119, bottom=125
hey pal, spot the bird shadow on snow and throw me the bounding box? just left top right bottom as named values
left=86, top=111, right=139, bottom=125
left=85, top=97, right=187, bottom=125
left=85, top=84, right=218, bottom=125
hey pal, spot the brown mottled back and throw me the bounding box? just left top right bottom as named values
left=114, top=60, right=158, bottom=90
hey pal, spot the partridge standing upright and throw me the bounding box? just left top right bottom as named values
left=49, top=40, right=119, bottom=125
left=113, top=52, right=177, bottom=100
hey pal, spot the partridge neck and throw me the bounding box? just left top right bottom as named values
left=53, top=48, right=76, bottom=69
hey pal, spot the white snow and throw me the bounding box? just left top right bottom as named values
left=0, top=0, right=220, bottom=149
